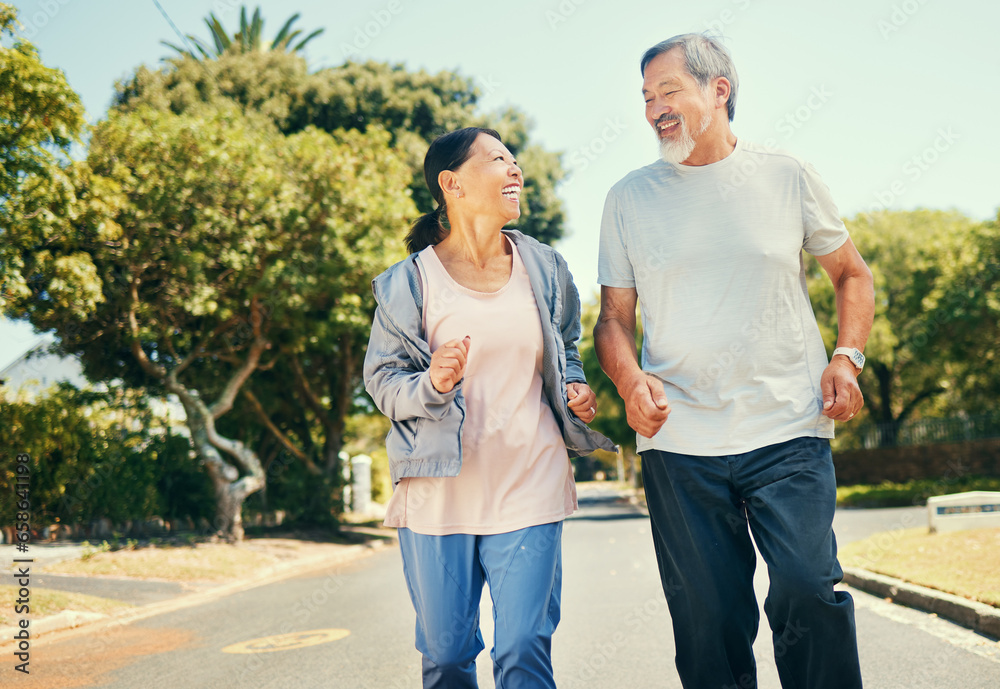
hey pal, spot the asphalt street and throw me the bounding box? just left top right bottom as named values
left=13, top=491, right=1000, bottom=688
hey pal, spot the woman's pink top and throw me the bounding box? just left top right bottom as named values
left=383, top=240, right=577, bottom=535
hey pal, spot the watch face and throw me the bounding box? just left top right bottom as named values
left=851, top=351, right=865, bottom=367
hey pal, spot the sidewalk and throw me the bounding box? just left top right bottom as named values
left=1, top=527, right=397, bottom=649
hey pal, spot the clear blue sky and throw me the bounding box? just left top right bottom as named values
left=3, top=0, right=997, bottom=369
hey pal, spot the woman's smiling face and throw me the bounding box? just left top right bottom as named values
left=451, top=133, right=523, bottom=224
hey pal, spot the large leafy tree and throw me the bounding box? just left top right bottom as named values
left=114, top=52, right=567, bottom=245
left=0, top=3, right=86, bottom=312
left=806, top=209, right=990, bottom=446
left=7, top=101, right=414, bottom=539
left=162, top=5, right=323, bottom=60
left=109, top=39, right=569, bottom=519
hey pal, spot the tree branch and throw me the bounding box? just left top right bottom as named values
left=286, top=349, right=332, bottom=428
left=897, top=385, right=946, bottom=425
left=173, top=315, right=241, bottom=378
left=166, top=372, right=263, bottom=490
left=127, top=274, right=167, bottom=379
left=209, top=296, right=269, bottom=419
left=242, top=387, right=322, bottom=475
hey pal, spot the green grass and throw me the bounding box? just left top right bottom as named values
left=0, top=585, right=133, bottom=627
left=836, top=475, right=1000, bottom=508
left=840, top=527, right=1000, bottom=607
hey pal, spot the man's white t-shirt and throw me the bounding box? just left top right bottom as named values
left=598, top=138, right=848, bottom=456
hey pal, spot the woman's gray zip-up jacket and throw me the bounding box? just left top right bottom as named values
left=363, top=229, right=617, bottom=485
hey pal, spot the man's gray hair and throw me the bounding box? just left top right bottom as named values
left=640, top=33, right=739, bottom=122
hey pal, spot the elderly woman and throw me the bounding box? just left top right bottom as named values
left=363, top=127, right=614, bottom=688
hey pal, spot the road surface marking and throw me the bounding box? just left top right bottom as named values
left=222, top=628, right=351, bottom=654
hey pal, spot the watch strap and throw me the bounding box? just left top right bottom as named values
left=832, top=347, right=865, bottom=372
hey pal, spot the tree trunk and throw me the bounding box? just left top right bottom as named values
left=127, top=293, right=270, bottom=542
left=213, top=481, right=249, bottom=542
left=170, top=383, right=265, bottom=542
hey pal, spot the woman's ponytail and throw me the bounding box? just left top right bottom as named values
left=405, top=205, right=447, bottom=254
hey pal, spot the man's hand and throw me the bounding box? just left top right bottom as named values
left=620, top=372, right=670, bottom=438
left=429, top=336, right=470, bottom=394
left=567, top=382, right=598, bottom=423
left=821, top=356, right=863, bottom=421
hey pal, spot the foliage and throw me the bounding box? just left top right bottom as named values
left=0, top=383, right=214, bottom=527
left=107, top=32, right=571, bottom=521
left=0, top=3, right=86, bottom=312
left=578, top=293, right=643, bottom=484
left=113, top=54, right=567, bottom=245
left=162, top=5, right=323, bottom=60
left=836, top=475, right=1000, bottom=508
left=579, top=294, right=643, bottom=451
left=5, top=99, right=415, bottom=535
left=806, top=209, right=992, bottom=447
left=931, top=212, right=1000, bottom=412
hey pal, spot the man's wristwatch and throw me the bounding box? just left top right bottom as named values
left=832, top=347, right=865, bottom=373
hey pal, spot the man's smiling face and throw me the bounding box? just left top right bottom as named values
left=642, top=48, right=715, bottom=165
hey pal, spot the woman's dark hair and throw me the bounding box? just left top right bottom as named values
left=405, top=127, right=502, bottom=254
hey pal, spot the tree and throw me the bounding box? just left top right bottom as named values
left=0, top=3, right=86, bottom=312
left=109, top=43, right=570, bottom=517
left=114, top=53, right=567, bottom=245
left=806, top=209, right=987, bottom=447
left=6, top=102, right=415, bottom=540
left=930, top=211, right=1000, bottom=413
left=161, top=5, right=323, bottom=60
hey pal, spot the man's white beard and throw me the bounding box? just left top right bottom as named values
left=658, top=110, right=712, bottom=165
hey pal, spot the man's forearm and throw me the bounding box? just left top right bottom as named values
left=833, top=271, right=875, bottom=352
left=594, top=318, right=644, bottom=393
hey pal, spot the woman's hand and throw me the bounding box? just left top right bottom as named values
left=567, top=382, right=597, bottom=423
left=429, top=336, right=471, bottom=393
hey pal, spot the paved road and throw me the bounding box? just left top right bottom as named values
left=17, top=493, right=1000, bottom=688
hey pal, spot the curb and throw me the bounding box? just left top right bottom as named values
left=843, top=566, right=1000, bottom=640
left=0, top=537, right=395, bottom=650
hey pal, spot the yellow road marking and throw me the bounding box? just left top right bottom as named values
left=222, top=628, right=351, bottom=654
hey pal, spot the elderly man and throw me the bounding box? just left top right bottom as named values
left=594, top=33, right=873, bottom=689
